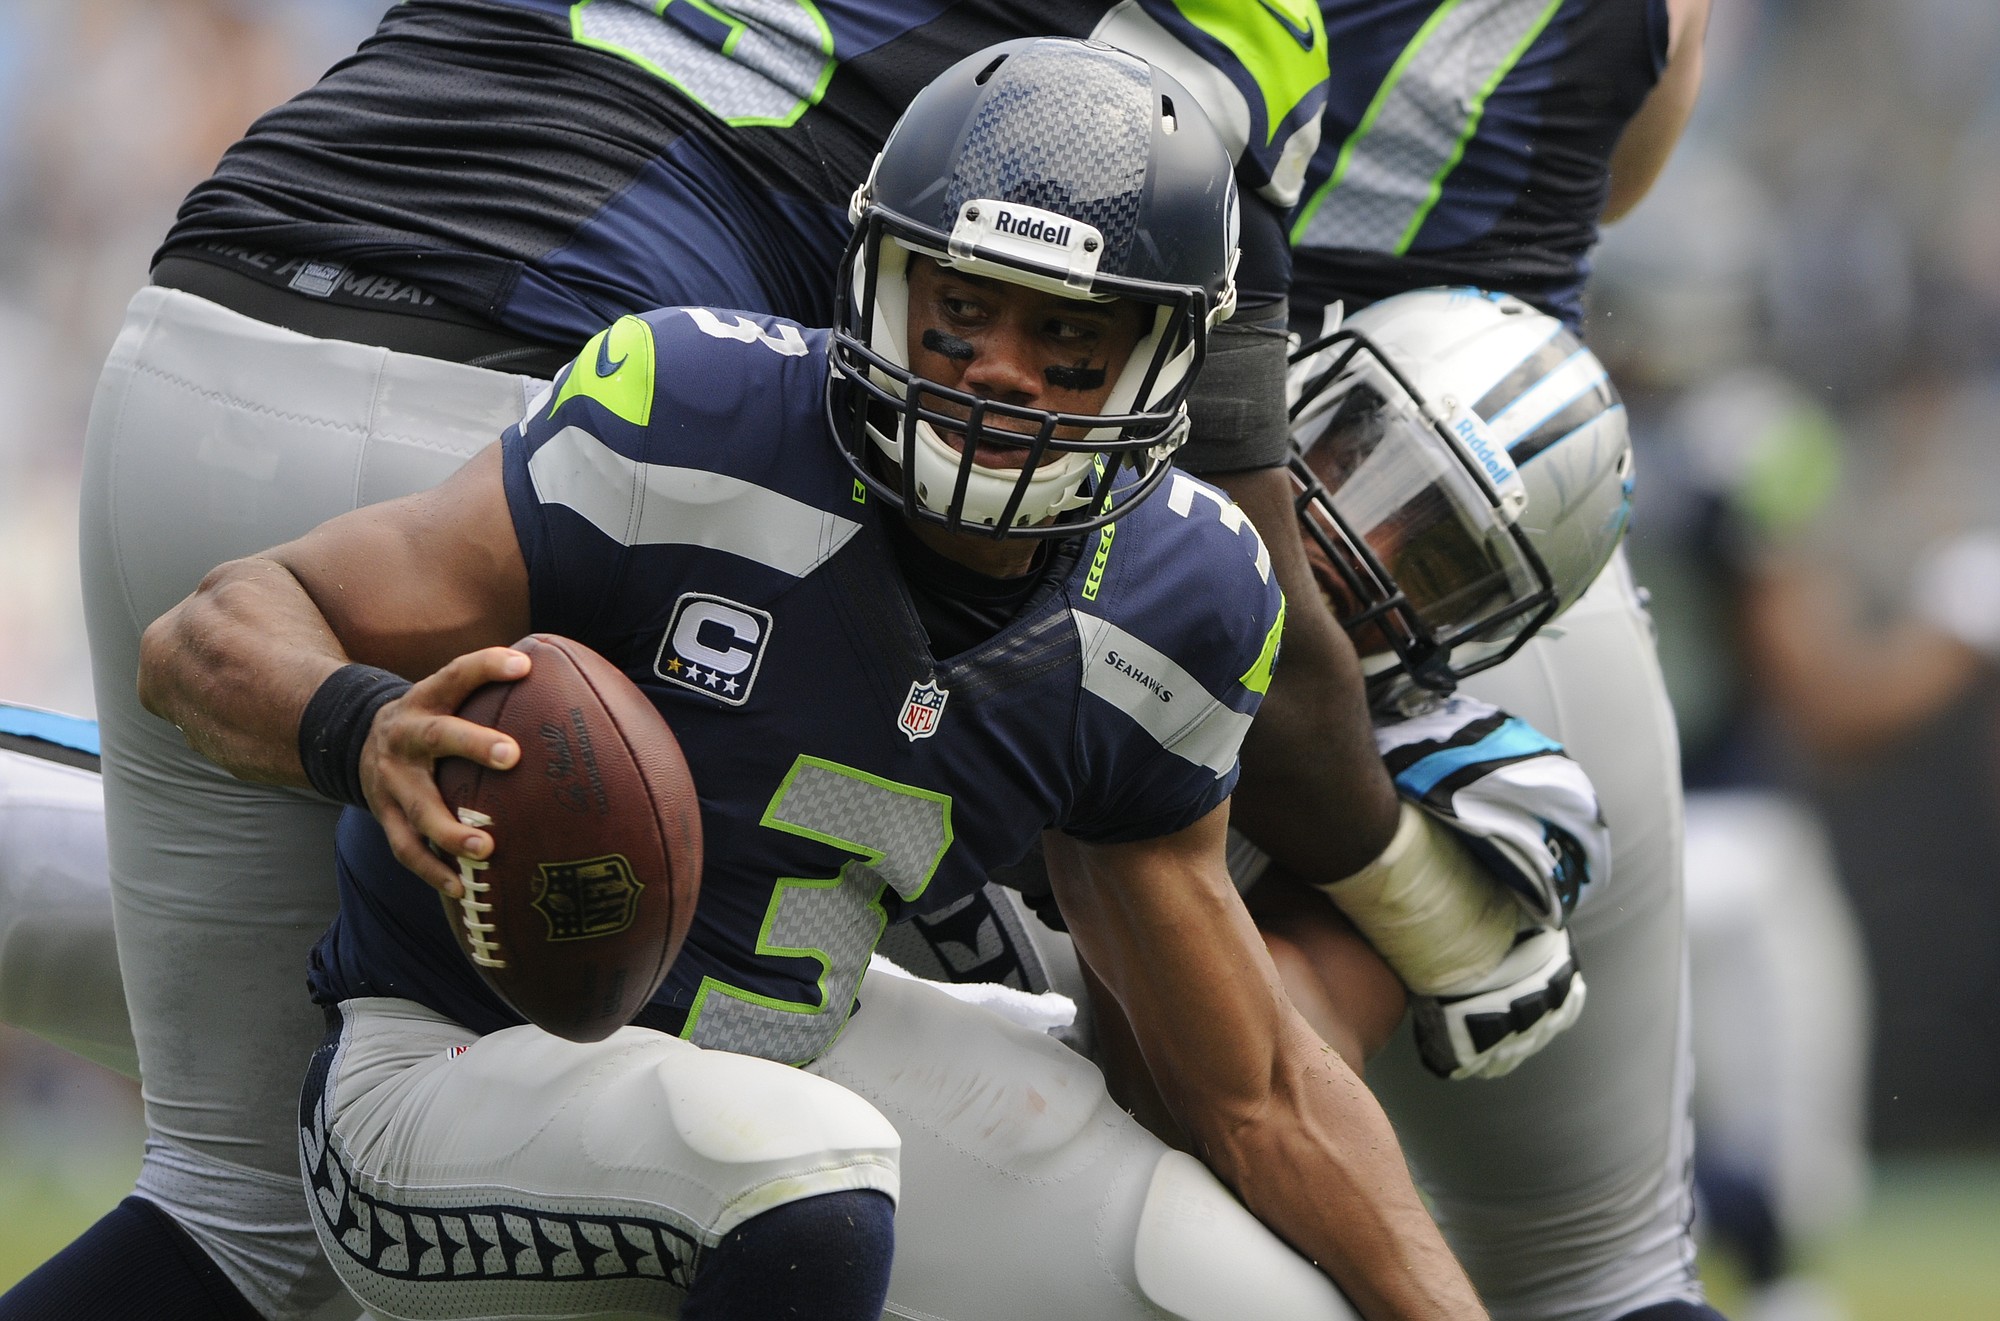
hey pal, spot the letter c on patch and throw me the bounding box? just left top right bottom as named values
left=672, top=600, right=762, bottom=675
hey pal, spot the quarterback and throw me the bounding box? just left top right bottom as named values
left=115, top=42, right=1481, bottom=1321
left=43, top=7, right=1417, bottom=1316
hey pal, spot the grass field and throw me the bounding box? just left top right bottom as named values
left=2, top=1031, right=1997, bottom=1317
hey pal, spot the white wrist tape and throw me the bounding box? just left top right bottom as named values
left=1316, top=801, right=1519, bottom=994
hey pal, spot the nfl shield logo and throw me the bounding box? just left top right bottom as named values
left=898, top=677, right=949, bottom=741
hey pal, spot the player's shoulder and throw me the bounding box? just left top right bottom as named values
left=525, top=306, right=835, bottom=481
left=1070, top=469, right=1283, bottom=697
left=559, top=305, right=826, bottom=426
left=1087, top=0, right=1328, bottom=205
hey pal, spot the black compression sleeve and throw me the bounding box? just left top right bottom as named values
left=1178, top=295, right=1291, bottom=475
left=1178, top=191, right=1294, bottom=475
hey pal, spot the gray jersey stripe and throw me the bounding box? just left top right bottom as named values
left=576, top=0, right=832, bottom=128
left=1292, top=0, right=1562, bottom=254
left=1071, top=610, right=1249, bottom=777
left=526, top=425, right=860, bottom=577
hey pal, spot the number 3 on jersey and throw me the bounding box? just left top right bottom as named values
left=681, top=756, right=953, bottom=1062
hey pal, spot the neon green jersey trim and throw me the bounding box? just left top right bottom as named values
left=1392, top=0, right=1563, bottom=255
left=549, top=315, right=656, bottom=427
left=569, top=0, right=836, bottom=130
left=1168, top=0, right=1328, bottom=145
left=757, top=755, right=956, bottom=901
left=1241, top=594, right=1286, bottom=695
left=1082, top=523, right=1117, bottom=602
left=1289, top=0, right=1465, bottom=246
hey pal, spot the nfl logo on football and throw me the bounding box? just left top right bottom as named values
left=898, top=677, right=949, bottom=742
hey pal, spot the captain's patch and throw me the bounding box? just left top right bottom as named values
left=654, top=593, right=771, bottom=706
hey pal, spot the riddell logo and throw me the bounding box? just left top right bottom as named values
left=995, top=210, right=1072, bottom=247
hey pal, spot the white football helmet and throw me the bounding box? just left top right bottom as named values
left=1289, top=287, right=1633, bottom=693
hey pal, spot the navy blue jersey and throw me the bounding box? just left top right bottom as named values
left=309, top=305, right=1284, bottom=1064
left=1288, top=0, right=1667, bottom=329
left=161, top=0, right=1326, bottom=345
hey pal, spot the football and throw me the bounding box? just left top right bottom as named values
left=435, top=633, right=702, bottom=1042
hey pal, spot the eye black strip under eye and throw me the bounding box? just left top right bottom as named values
left=922, top=328, right=974, bottom=360
left=1044, top=364, right=1106, bottom=390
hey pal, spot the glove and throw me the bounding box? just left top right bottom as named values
left=1410, top=925, right=1586, bottom=1080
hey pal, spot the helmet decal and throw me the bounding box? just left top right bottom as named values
left=944, top=45, right=1152, bottom=269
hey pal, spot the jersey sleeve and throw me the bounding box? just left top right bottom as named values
left=501, top=312, right=667, bottom=641
left=1092, top=0, right=1329, bottom=209
left=1376, top=695, right=1609, bottom=924
left=502, top=305, right=834, bottom=641
left=1061, top=473, right=1286, bottom=843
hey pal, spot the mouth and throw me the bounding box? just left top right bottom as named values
left=923, top=400, right=1050, bottom=471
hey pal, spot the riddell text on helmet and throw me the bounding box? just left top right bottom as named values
left=994, top=209, right=1073, bottom=247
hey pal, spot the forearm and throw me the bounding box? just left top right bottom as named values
left=1213, top=466, right=1400, bottom=880
left=1208, top=1014, right=1483, bottom=1321
left=1744, top=562, right=1983, bottom=759
left=138, top=556, right=350, bottom=786
left=1602, top=0, right=1708, bottom=222
left=1055, top=827, right=1480, bottom=1319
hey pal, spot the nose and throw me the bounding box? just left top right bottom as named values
left=957, top=321, right=1042, bottom=404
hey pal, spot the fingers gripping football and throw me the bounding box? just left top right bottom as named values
left=432, top=634, right=703, bottom=1042
left=359, top=647, right=530, bottom=897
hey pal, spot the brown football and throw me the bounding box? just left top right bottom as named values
left=435, top=633, right=701, bottom=1042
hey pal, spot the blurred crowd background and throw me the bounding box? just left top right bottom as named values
left=2, top=0, right=1999, bottom=1316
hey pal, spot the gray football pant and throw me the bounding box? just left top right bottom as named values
left=1384, top=550, right=1705, bottom=1321
left=79, top=286, right=538, bottom=1320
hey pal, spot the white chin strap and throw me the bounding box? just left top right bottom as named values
left=868, top=415, right=1099, bottom=529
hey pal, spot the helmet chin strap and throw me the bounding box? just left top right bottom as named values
left=864, top=411, right=1097, bottom=529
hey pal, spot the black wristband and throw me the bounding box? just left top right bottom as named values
left=298, top=664, right=413, bottom=807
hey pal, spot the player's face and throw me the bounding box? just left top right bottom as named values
left=904, top=257, right=1148, bottom=468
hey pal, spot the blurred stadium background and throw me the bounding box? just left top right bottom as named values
left=2, top=0, right=1998, bottom=1316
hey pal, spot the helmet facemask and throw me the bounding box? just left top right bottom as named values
left=832, top=203, right=1223, bottom=539
left=1289, top=327, right=1560, bottom=694
left=826, top=37, right=1241, bottom=540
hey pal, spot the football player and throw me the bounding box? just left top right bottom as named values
left=30, top=40, right=1487, bottom=1321
left=46, top=7, right=1417, bottom=1319
left=1252, top=0, right=1724, bottom=1318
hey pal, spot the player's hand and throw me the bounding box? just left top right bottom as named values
left=357, top=647, right=529, bottom=897
left=1410, top=925, right=1585, bottom=1080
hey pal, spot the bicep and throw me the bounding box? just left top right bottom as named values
left=276, top=443, right=531, bottom=678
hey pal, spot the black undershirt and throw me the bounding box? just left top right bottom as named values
left=884, top=518, right=1083, bottom=659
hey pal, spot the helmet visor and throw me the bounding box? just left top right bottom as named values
left=1291, top=337, right=1555, bottom=688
